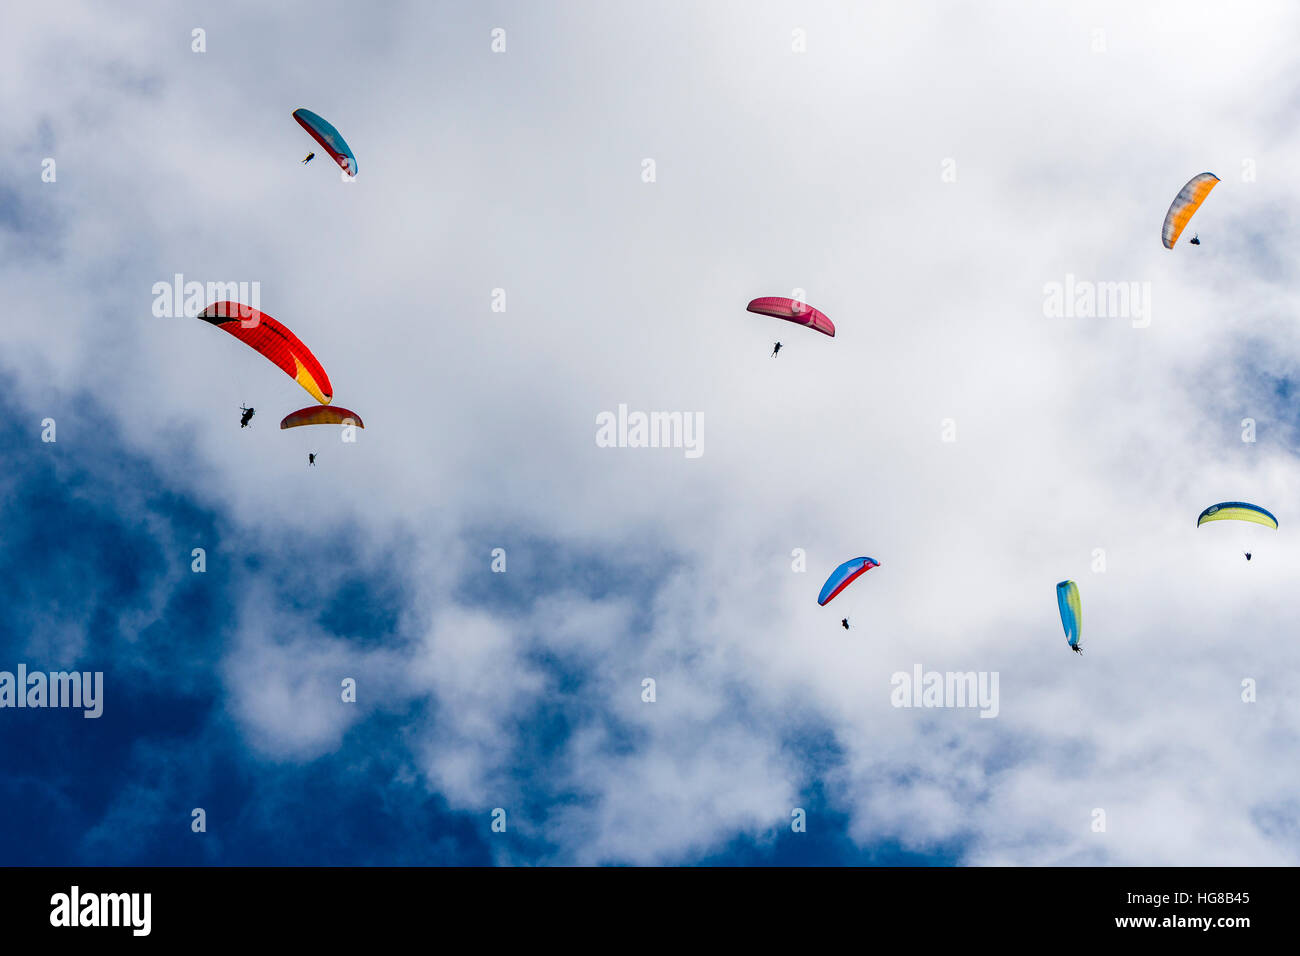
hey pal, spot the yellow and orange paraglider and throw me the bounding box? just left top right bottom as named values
left=280, top=406, right=365, bottom=429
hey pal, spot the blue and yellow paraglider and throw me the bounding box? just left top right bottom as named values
left=1197, top=502, right=1276, bottom=561
left=1056, top=580, right=1082, bottom=654
left=1196, top=501, right=1277, bottom=530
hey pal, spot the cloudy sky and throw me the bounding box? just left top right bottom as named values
left=2, top=0, right=1298, bottom=865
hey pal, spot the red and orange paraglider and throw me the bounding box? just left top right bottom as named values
left=197, top=302, right=333, bottom=405
left=280, top=406, right=364, bottom=429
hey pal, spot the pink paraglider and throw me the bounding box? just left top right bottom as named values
left=746, top=297, right=835, bottom=337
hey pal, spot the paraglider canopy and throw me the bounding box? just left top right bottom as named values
left=1196, top=502, right=1277, bottom=529
left=198, top=302, right=333, bottom=406
left=1162, top=172, right=1218, bottom=249
left=280, top=406, right=364, bottom=429
left=1056, top=580, right=1082, bottom=652
left=293, top=108, right=357, bottom=176
left=818, top=557, right=878, bottom=606
left=747, top=297, right=835, bottom=337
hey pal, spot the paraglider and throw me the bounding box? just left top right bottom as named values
left=1189, top=233, right=1201, bottom=245
left=292, top=108, right=357, bottom=176
left=772, top=342, right=782, bottom=357
left=1056, top=580, right=1082, bottom=654
left=301, top=152, right=315, bottom=164
left=308, top=453, right=316, bottom=466
left=197, top=302, right=333, bottom=406
left=239, top=405, right=255, bottom=428
left=1196, top=501, right=1277, bottom=529
left=817, top=557, right=879, bottom=606
left=747, top=297, right=835, bottom=337
left=1162, top=172, right=1218, bottom=249
left=279, top=406, right=364, bottom=429
left=841, top=618, right=850, bottom=630
left=1197, top=502, right=1276, bottom=560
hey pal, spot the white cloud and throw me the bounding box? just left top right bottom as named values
left=5, top=0, right=1300, bottom=863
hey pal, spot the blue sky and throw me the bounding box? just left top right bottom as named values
left=2, top=1, right=1299, bottom=866
left=0, top=378, right=949, bottom=864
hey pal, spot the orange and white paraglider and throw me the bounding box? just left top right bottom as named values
left=1162, top=172, right=1218, bottom=249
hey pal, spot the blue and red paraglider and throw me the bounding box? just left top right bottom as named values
left=293, top=108, right=358, bottom=177
left=817, top=557, right=879, bottom=606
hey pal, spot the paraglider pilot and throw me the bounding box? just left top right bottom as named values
left=772, top=342, right=782, bottom=357
left=302, top=152, right=315, bottom=164
left=1189, top=233, right=1201, bottom=245
left=841, top=618, right=849, bottom=630
left=240, top=405, right=255, bottom=428
left=308, top=453, right=316, bottom=466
